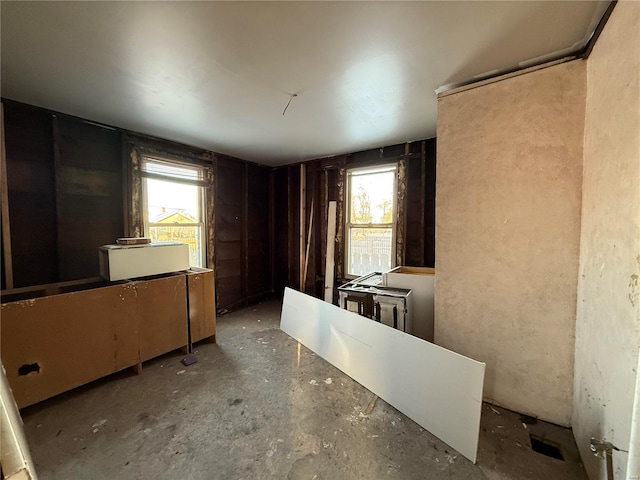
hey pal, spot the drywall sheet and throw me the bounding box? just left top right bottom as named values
left=1, top=363, right=37, bottom=480
left=280, top=287, right=485, bottom=463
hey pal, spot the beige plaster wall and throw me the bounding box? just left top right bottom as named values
left=435, top=61, right=586, bottom=426
left=573, top=2, right=640, bottom=479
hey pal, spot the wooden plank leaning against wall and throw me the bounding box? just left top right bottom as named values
left=1, top=103, right=14, bottom=289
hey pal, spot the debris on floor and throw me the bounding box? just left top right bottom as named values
left=181, top=354, right=197, bottom=366
left=91, top=419, right=106, bottom=433
left=363, top=394, right=378, bottom=416
left=20, top=300, right=588, bottom=480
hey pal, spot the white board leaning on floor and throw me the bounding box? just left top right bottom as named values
left=280, top=287, right=486, bottom=463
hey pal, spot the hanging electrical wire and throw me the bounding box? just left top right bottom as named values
left=282, top=93, right=298, bottom=116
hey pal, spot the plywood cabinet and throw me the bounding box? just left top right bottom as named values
left=135, top=274, right=188, bottom=362
left=186, top=268, right=216, bottom=343
left=1, top=282, right=140, bottom=408
left=1, top=270, right=216, bottom=408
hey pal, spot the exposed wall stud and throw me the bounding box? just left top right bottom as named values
left=302, top=199, right=314, bottom=291
left=269, top=170, right=276, bottom=293
left=128, top=146, right=143, bottom=238
left=335, top=166, right=345, bottom=282
left=396, top=159, right=408, bottom=267
left=324, top=201, right=337, bottom=303
left=299, top=163, right=306, bottom=291
left=51, top=116, right=64, bottom=278
left=242, top=163, right=249, bottom=304
left=287, top=166, right=293, bottom=285
left=420, top=140, right=426, bottom=266
left=0, top=104, right=14, bottom=289
left=206, top=164, right=215, bottom=270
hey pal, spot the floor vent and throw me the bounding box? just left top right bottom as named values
left=530, top=434, right=564, bottom=461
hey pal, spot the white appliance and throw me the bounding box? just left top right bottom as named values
left=383, top=266, right=435, bottom=342
left=338, top=272, right=412, bottom=332
left=99, top=242, right=190, bottom=281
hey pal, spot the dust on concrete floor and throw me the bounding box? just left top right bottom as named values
left=20, top=300, right=588, bottom=480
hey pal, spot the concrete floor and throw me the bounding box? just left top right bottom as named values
left=20, top=300, right=588, bottom=480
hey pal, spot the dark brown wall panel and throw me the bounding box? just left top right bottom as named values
left=272, top=167, right=289, bottom=296
left=403, top=138, right=436, bottom=268
left=3, top=100, right=273, bottom=315
left=215, top=159, right=243, bottom=310
left=246, top=162, right=270, bottom=299
left=405, top=155, right=424, bottom=266
left=3, top=101, right=57, bottom=287
left=424, top=139, right=436, bottom=267
left=54, top=116, right=124, bottom=280
left=216, top=274, right=242, bottom=311
left=214, top=159, right=270, bottom=311
left=288, top=166, right=301, bottom=290
left=217, top=258, right=242, bottom=279
left=314, top=169, right=328, bottom=298
left=216, top=242, right=241, bottom=261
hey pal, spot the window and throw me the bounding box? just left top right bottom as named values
left=345, top=164, right=397, bottom=277
left=140, top=158, right=207, bottom=267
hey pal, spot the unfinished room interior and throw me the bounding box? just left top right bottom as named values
left=0, top=1, right=638, bottom=479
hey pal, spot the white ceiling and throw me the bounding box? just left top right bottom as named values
left=1, top=1, right=608, bottom=166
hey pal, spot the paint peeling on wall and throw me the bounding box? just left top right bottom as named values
left=335, top=167, right=345, bottom=283
left=206, top=167, right=215, bottom=270
left=572, top=2, right=640, bottom=478
left=630, top=273, right=639, bottom=308
left=395, top=159, right=407, bottom=268
left=128, top=147, right=142, bottom=238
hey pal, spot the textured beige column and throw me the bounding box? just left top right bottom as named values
left=572, top=2, right=640, bottom=479
left=435, top=60, right=586, bottom=426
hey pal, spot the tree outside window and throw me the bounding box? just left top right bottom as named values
left=346, top=165, right=397, bottom=277
left=141, top=158, right=207, bottom=267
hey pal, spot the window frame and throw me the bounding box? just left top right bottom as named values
left=139, top=156, right=208, bottom=268
left=344, top=163, right=398, bottom=278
